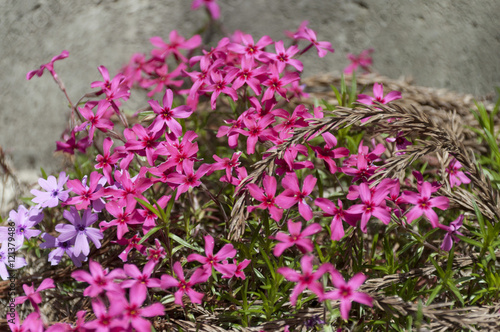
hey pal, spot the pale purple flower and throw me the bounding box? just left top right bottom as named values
left=0, top=205, right=43, bottom=246
left=55, top=207, right=104, bottom=256
left=40, top=233, right=87, bottom=267
left=31, top=171, right=70, bottom=208
left=0, top=241, right=26, bottom=280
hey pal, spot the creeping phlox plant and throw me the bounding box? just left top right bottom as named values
left=3, top=1, right=500, bottom=331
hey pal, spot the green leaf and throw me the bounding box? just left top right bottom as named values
left=138, top=225, right=163, bottom=245
left=169, top=233, right=197, bottom=251
left=426, top=284, right=442, bottom=305
left=40, top=167, right=48, bottom=179
left=330, top=85, right=343, bottom=106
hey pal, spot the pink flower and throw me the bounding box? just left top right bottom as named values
left=247, top=174, right=283, bottom=222
left=237, top=113, right=277, bottom=154
left=277, top=255, right=332, bottom=305
left=344, top=48, right=374, bottom=74
left=148, top=89, right=193, bottom=137
left=322, top=270, right=373, bottom=320
left=315, top=198, right=357, bottom=241
left=345, top=182, right=391, bottom=233
left=446, top=159, right=471, bottom=188
left=76, top=100, right=114, bottom=140
left=161, top=262, right=211, bottom=306
left=276, top=173, right=317, bottom=221
left=112, top=286, right=165, bottom=332
left=71, top=260, right=126, bottom=297
left=211, top=151, right=242, bottom=181
left=204, top=69, right=239, bottom=110
left=400, top=182, right=449, bottom=228
left=439, top=215, right=464, bottom=251
left=26, top=50, right=69, bottom=81
left=187, top=234, right=237, bottom=277
left=8, top=312, right=43, bottom=332
left=261, top=40, right=303, bottom=72
left=261, top=65, right=300, bottom=102
left=95, top=138, right=121, bottom=185
left=122, top=260, right=161, bottom=294
left=272, top=219, right=322, bottom=256
left=191, top=0, right=221, bottom=20
left=83, top=299, right=123, bottom=331
left=357, top=83, right=401, bottom=105
left=150, top=31, right=202, bottom=62
left=167, top=161, right=211, bottom=200
left=65, top=172, right=105, bottom=211
left=100, top=200, right=143, bottom=240
left=14, top=278, right=55, bottom=313
left=294, top=27, right=335, bottom=58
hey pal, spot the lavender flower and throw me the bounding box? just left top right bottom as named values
left=55, top=207, right=103, bottom=256
left=0, top=241, right=27, bottom=280
left=0, top=205, right=43, bottom=246
left=31, top=172, right=71, bottom=208
left=40, top=233, right=87, bottom=267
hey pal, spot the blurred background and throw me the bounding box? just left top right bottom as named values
left=0, top=0, right=499, bottom=176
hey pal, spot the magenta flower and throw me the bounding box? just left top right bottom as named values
left=100, top=200, right=143, bottom=240
left=66, top=172, right=105, bottom=211
left=223, top=259, right=251, bottom=280
left=91, top=65, right=130, bottom=102
left=247, top=174, right=283, bottom=222
left=56, top=207, right=104, bottom=256
left=322, top=270, right=373, bottom=320
left=311, top=133, right=350, bottom=174
left=237, top=113, right=277, bottom=154
left=261, top=65, right=300, bottom=102
left=262, top=40, right=303, bottom=72
left=315, top=198, right=357, bottom=241
left=146, top=238, right=167, bottom=263
left=272, top=219, right=322, bottom=257
left=277, top=255, right=332, bottom=305
left=228, top=34, right=273, bottom=61
left=168, top=161, right=211, bottom=200
left=211, top=151, right=242, bottom=181
left=116, top=233, right=146, bottom=262
left=439, top=215, right=464, bottom=251
left=161, top=262, right=211, bottom=306
left=83, top=299, right=123, bottom=331
left=386, top=131, right=412, bottom=155
left=107, top=169, right=153, bottom=208
left=47, top=310, right=86, bottom=332
left=148, top=89, right=193, bottom=137
left=71, top=260, right=125, bottom=297
left=95, top=137, right=121, bottom=185
left=122, top=260, right=161, bottom=295
left=150, top=30, right=202, bottom=62
left=56, top=128, right=91, bottom=155
left=31, top=171, right=70, bottom=208
left=112, top=286, right=165, bottom=332
left=26, top=50, right=69, bottom=81
left=344, top=48, right=374, bottom=74
left=76, top=100, right=114, bottom=140
left=187, top=234, right=237, bottom=277
left=8, top=312, right=43, bottom=332
left=231, top=57, right=267, bottom=95
left=345, top=182, right=391, bottom=233
left=401, top=182, right=450, bottom=228
left=191, top=0, right=221, bottom=20
left=357, top=83, right=401, bottom=105
left=294, top=27, right=335, bottom=58
left=14, top=278, right=55, bottom=313
left=276, top=173, right=317, bottom=221
left=204, top=69, right=239, bottom=110
left=446, top=159, right=471, bottom=188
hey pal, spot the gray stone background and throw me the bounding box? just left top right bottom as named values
left=1, top=0, right=500, bottom=175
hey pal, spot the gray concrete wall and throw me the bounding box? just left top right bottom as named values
left=1, top=0, right=499, bottom=173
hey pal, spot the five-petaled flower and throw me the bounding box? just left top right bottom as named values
left=272, top=219, right=322, bottom=257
